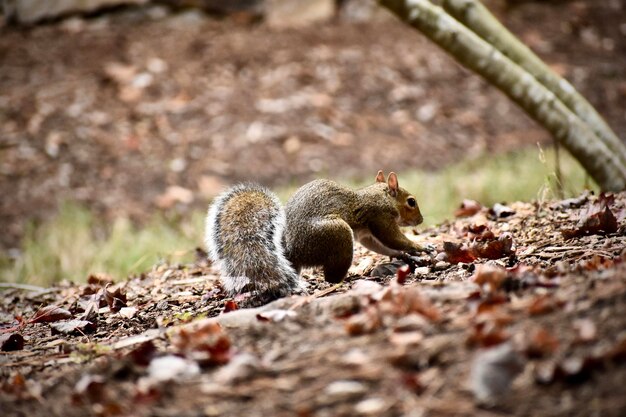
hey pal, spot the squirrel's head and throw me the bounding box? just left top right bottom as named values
left=376, top=170, right=423, bottom=227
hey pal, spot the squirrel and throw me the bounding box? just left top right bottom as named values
left=205, top=170, right=424, bottom=303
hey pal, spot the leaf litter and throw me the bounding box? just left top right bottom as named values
left=1, top=191, right=625, bottom=416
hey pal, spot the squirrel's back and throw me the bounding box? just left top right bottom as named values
left=205, top=184, right=303, bottom=300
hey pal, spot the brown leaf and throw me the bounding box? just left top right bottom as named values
left=223, top=300, right=239, bottom=313
left=73, top=374, right=106, bottom=405
left=345, top=307, right=381, bottom=336
left=471, top=264, right=507, bottom=292
left=466, top=224, right=495, bottom=241
left=488, top=203, right=516, bottom=219
left=0, top=333, right=24, bottom=351
left=400, top=287, right=441, bottom=321
left=472, top=233, right=514, bottom=260
left=29, top=305, right=72, bottom=323
left=525, top=327, right=559, bottom=358
left=562, top=193, right=619, bottom=239
left=527, top=294, right=562, bottom=316
left=454, top=199, right=482, bottom=217
left=467, top=323, right=510, bottom=348
left=128, top=341, right=158, bottom=367
left=400, top=373, right=425, bottom=394
left=87, top=273, right=114, bottom=286
left=50, top=319, right=97, bottom=335
left=172, top=321, right=232, bottom=366
left=443, top=241, right=476, bottom=264
left=104, top=285, right=127, bottom=313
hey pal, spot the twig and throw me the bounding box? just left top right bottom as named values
left=289, top=283, right=343, bottom=311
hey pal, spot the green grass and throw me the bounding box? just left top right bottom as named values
left=400, top=145, right=596, bottom=225
left=0, top=206, right=204, bottom=286
left=0, top=145, right=595, bottom=286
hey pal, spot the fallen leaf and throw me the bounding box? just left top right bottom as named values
left=73, top=374, right=106, bottom=404
left=472, top=233, right=514, bottom=260
left=50, top=319, right=97, bottom=335
left=345, top=307, right=381, bottom=336
left=29, top=306, right=72, bottom=324
left=488, top=203, right=516, bottom=219
left=104, top=285, right=127, bottom=313
left=172, top=321, right=232, bottom=366
left=0, top=333, right=24, bottom=351
left=128, top=341, right=157, bottom=367
left=223, top=300, right=239, bottom=313
left=525, top=327, right=559, bottom=358
left=467, top=322, right=510, bottom=348
left=550, top=192, right=590, bottom=210
left=454, top=199, right=483, bottom=217
left=562, top=193, right=618, bottom=239
left=466, top=224, right=495, bottom=241
left=87, top=273, right=114, bottom=286
left=471, top=264, right=507, bottom=292
left=527, top=294, right=562, bottom=316
left=442, top=241, right=476, bottom=264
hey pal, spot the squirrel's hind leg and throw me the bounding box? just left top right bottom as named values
left=317, top=218, right=354, bottom=283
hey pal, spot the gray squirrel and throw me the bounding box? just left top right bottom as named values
left=205, top=170, right=424, bottom=303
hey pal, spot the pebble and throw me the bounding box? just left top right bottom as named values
left=434, top=261, right=451, bottom=271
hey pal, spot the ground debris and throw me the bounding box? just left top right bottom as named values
left=1, top=192, right=625, bottom=416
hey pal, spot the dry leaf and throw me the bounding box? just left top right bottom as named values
left=29, top=306, right=72, bottom=324
left=50, top=319, right=97, bottom=335
left=0, top=333, right=24, bottom=351
left=454, top=199, right=482, bottom=217
left=104, top=285, right=127, bottom=313
left=525, top=327, right=559, bottom=358
left=471, top=264, right=507, bottom=293
left=562, top=193, right=618, bottom=239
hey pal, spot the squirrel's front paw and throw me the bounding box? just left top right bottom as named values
left=420, top=243, right=437, bottom=254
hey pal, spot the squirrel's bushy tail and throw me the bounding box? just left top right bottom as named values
left=205, top=184, right=304, bottom=300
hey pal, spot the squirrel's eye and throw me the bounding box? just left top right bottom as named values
left=407, top=197, right=416, bottom=208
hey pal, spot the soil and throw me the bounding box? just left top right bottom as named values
left=1, top=191, right=625, bottom=416
left=1, top=2, right=626, bottom=416
left=1, top=0, right=625, bottom=250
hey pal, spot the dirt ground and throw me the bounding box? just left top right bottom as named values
left=1, top=2, right=626, bottom=416
left=1, top=191, right=625, bottom=416
left=1, top=0, right=625, bottom=250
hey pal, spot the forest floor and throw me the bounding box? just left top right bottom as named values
left=1, top=191, right=625, bottom=416
left=1, top=0, right=625, bottom=250
left=1, top=1, right=626, bottom=416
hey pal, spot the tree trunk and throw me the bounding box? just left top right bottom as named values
left=441, top=0, right=626, bottom=171
left=378, top=0, right=626, bottom=191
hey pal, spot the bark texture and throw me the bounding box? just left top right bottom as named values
left=379, top=0, right=626, bottom=191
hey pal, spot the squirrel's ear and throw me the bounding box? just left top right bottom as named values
left=375, top=170, right=385, bottom=183
left=387, top=172, right=399, bottom=196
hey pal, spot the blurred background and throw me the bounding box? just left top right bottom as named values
left=1, top=0, right=624, bottom=284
